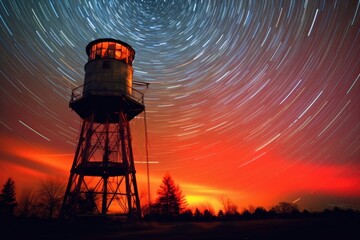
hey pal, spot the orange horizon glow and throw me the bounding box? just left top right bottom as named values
left=1, top=132, right=359, bottom=213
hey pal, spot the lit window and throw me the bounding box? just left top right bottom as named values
left=108, top=49, right=115, bottom=58
left=115, top=50, right=121, bottom=59
left=88, top=41, right=134, bottom=65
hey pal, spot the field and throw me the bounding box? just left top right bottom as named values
left=6, top=217, right=359, bottom=240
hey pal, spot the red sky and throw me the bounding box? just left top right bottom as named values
left=1, top=128, right=359, bottom=212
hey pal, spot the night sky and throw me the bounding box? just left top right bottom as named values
left=0, top=0, right=359, bottom=212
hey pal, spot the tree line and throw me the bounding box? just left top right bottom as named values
left=0, top=175, right=359, bottom=222
left=0, top=177, right=65, bottom=220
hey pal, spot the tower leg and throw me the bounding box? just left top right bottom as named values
left=123, top=114, right=141, bottom=218
left=60, top=118, right=88, bottom=218
left=60, top=112, right=141, bottom=220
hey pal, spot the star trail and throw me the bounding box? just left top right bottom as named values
left=0, top=0, right=359, bottom=211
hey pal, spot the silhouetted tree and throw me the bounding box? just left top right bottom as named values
left=253, top=206, right=268, bottom=219
left=241, top=209, right=252, bottom=220
left=16, top=188, right=37, bottom=218
left=193, top=208, right=202, bottom=221
left=221, top=197, right=239, bottom=217
left=179, top=209, right=193, bottom=221
left=0, top=178, right=18, bottom=219
left=217, top=209, right=224, bottom=220
left=78, top=189, right=98, bottom=215
left=203, top=208, right=215, bottom=221
left=37, top=178, right=65, bottom=219
left=270, top=202, right=299, bottom=218
left=153, top=173, right=187, bottom=219
left=302, top=209, right=311, bottom=218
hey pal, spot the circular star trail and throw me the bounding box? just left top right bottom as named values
left=0, top=0, right=359, bottom=210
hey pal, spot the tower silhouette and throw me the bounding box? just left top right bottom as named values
left=61, top=38, right=145, bottom=220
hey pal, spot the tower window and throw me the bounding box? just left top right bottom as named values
left=88, top=41, right=134, bottom=66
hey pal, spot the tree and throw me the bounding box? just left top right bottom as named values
left=221, top=197, right=239, bottom=216
left=193, top=208, right=202, bottom=220
left=270, top=202, right=299, bottom=218
left=217, top=209, right=224, bottom=219
left=37, top=178, right=65, bottom=219
left=203, top=208, right=215, bottom=221
left=0, top=178, right=18, bottom=219
left=153, top=173, right=187, bottom=219
left=78, top=189, right=98, bottom=215
left=17, top=188, right=37, bottom=218
left=179, top=209, right=193, bottom=221
left=253, top=206, right=268, bottom=219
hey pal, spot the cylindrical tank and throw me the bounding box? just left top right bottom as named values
left=83, top=38, right=135, bottom=97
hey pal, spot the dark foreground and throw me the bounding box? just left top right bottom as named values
left=4, top=217, right=359, bottom=240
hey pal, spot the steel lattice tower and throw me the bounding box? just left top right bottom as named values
left=61, top=39, right=145, bottom=220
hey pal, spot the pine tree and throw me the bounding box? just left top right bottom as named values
left=0, top=178, right=18, bottom=219
left=154, top=173, right=187, bottom=219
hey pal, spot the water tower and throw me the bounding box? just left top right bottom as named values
left=61, top=38, right=146, bottom=220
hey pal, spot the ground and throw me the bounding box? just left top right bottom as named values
left=4, top=217, right=359, bottom=240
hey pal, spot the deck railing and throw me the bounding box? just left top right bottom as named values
left=70, top=81, right=144, bottom=105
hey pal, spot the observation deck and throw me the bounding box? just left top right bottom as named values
left=69, top=81, right=144, bottom=122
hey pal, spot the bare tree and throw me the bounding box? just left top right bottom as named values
left=16, top=188, right=37, bottom=218
left=221, top=197, right=239, bottom=216
left=36, top=178, right=65, bottom=219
